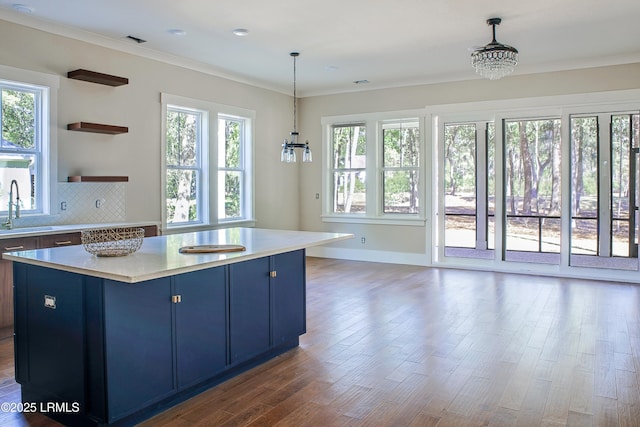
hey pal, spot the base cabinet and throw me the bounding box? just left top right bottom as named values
left=13, top=249, right=306, bottom=426
left=272, top=250, right=306, bottom=345
left=0, top=237, right=38, bottom=338
left=103, top=278, right=175, bottom=422
left=13, top=265, right=85, bottom=405
left=229, top=251, right=306, bottom=365
left=229, top=256, right=271, bottom=364
left=175, top=268, right=227, bottom=389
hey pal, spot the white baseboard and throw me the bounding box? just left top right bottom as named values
left=306, top=246, right=640, bottom=284
left=306, top=246, right=429, bottom=266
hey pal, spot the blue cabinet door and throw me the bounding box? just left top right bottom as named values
left=229, top=257, right=270, bottom=364
left=272, top=250, right=306, bottom=345
left=13, top=264, right=85, bottom=406
left=175, top=267, right=227, bottom=389
left=104, top=278, right=175, bottom=422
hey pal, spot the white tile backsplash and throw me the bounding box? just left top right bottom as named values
left=11, top=182, right=126, bottom=228
left=57, top=182, right=126, bottom=224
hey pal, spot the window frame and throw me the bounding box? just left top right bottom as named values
left=0, top=65, right=58, bottom=217
left=381, top=118, right=421, bottom=215
left=329, top=122, right=367, bottom=215
left=161, top=93, right=254, bottom=232
left=164, top=104, right=208, bottom=226
left=217, top=114, right=250, bottom=222
left=322, top=110, right=426, bottom=225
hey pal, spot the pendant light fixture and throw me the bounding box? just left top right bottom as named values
left=471, top=17, right=519, bottom=80
left=281, top=52, right=312, bottom=163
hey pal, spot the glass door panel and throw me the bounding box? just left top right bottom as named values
left=570, top=116, right=599, bottom=256
left=444, top=123, right=476, bottom=248
left=611, top=115, right=632, bottom=257
left=503, top=118, right=562, bottom=263
left=570, top=113, right=639, bottom=270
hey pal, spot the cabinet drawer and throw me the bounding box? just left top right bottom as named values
left=39, top=232, right=82, bottom=248
left=0, top=237, right=38, bottom=253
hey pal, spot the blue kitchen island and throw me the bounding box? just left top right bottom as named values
left=4, top=227, right=352, bottom=426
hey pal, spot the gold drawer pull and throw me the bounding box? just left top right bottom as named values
left=4, top=245, right=25, bottom=251
left=54, top=241, right=73, bottom=245
left=172, top=295, right=182, bottom=304
left=270, top=271, right=277, bottom=278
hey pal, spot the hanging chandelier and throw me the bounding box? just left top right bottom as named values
left=281, top=52, right=312, bottom=163
left=471, top=18, right=519, bottom=80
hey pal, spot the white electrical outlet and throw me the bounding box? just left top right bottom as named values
left=95, top=199, right=105, bottom=208
left=60, top=201, right=67, bottom=211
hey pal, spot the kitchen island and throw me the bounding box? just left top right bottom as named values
left=4, top=227, right=352, bottom=426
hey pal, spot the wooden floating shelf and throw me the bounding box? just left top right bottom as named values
left=67, top=69, right=128, bottom=86
left=67, top=122, right=128, bottom=135
left=67, top=176, right=129, bottom=183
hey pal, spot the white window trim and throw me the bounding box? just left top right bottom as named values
left=321, top=109, right=427, bottom=225
left=161, top=93, right=255, bottom=232
left=0, top=65, right=59, bottom=217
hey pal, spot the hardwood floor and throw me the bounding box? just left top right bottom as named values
left=1, top=257, right=640, bottom=426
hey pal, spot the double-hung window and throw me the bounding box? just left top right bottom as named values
left=382, top=119, right=420, bottom=214
left=218, top=115, right=248, bottom=221
left=0, top=68, right=56, bottom=216
left=330, top=123, right=366, bottom=214
left=162, top=94, right=254, bottom=230
left=323, top=111, right=424, bottom=222
left=165, top=105, right=206, bottom=225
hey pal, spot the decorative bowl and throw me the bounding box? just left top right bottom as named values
left=81, top=227, right=144, bottom=257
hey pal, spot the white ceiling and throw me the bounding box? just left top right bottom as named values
left=1, top=0, right=639, bottom=96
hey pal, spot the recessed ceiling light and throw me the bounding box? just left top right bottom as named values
left=354, top=80, right=370, bottom=84
left=168, top=29, right=187, bottom=36
left=233, top=28, right=249, bottom=37
left=12, top=4, right=34, bottom=14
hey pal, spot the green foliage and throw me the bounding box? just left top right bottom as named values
left=166, top=109, right=199, bottom=222
left=1, top=89, right=35, bottom=148
left=444, top=124, right=476, bottom=196
left=166, top=109, right=197, bottom=166
left=332, top=125, right=366, bottom=168
left=221, top=118, right=242, bottom=218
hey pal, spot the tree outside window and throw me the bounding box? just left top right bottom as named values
left=382, top=120, right=419, bottom=213
left=331, top=124, right=366, bottom=213
left=165, top=107, right=202, bottom=225
left=0, top=85, right=42, bottom=213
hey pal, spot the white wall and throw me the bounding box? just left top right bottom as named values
left=0, top=19, right=301, bottom=230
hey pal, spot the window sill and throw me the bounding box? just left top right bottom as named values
left=163, top=220, right=256, bottom=235
left=321, top=215, right=426, bottom=226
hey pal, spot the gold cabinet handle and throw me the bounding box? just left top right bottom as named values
left=270, top=271, right=277, bottom=278
left=4, top=245, right=24, bottom=251
left=54, top=241, right=73, bottom=246
left=172, top=295, right=182, bottom=304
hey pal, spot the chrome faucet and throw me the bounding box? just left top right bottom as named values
left=3, top=180, right=20, bottom=229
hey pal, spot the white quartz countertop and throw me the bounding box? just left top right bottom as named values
left=0, top=221, right=159, bottom=239
left=3, top=227, right=353, bottom=283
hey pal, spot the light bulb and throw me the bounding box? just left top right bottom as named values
left=303, top=144, right=312, bottom=163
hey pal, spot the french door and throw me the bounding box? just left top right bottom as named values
left=570, top=113, right=639, bottom=269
